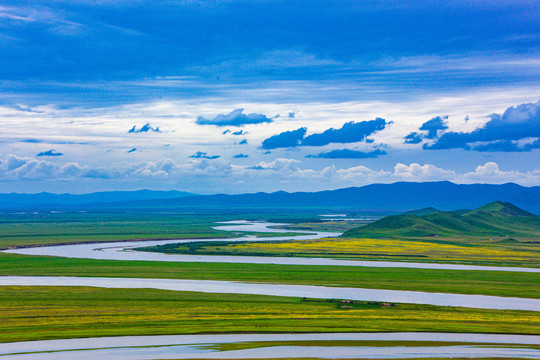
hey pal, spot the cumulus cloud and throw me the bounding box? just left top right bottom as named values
left=459, top=162, right=540, bottom=184
left=248, top=158, right=302, bottom=173
left=1, top=152, right=539, bottom=188
left=393, top=163, right=456, bottom=180
left=306, top=149, right=387, bottom=159
left=233, top=154, right=248, bottom=158
left=425, top=100, right=540, bottom=151
left=127, top=158, right=181, bottom=178
left=0, top=156, right=187, bottom=181
left=189, top=151, right=220, bottom=159
left=196, top=108, right=274, bottom=127
left=419, top=116, right=448, bottom=139
left=36, top=149, right=63, bottom=157
left=261, top=127, right=307, bottom=150
left=301, top=118, right=388, bottom=147
left=0, top=155, right=84, bottom=180
left=403, top=115, right=448, bottom=144
left=404, top=132, right=423, bottom=144
left=261, top=119, right=388, bottom=150
left=128, top=123, right=160, bottom=133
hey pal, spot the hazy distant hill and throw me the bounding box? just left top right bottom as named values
left=343, top=201, right=540, bottom=238
left=0, top=189, right=193, bottom=210
left=130, top=182, right=540, bottom=213
left=1, top=182, right=539, bottom=213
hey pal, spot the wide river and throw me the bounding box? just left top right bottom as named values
left=2, top=221, right=540, bottom=310
left=2, top=333, right=540, bottom=360
left=5, top=220, right=540, bottom=273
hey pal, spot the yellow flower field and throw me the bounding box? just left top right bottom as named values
left=203, top=237, right=540, bottom=264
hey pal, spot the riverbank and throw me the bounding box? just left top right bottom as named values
left=1, top=285, right=539, bottom=344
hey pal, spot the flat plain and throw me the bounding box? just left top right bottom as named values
left=1, top=205, right=539, bottom=345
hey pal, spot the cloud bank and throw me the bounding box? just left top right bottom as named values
left=1, top=155, right=539, bottom=189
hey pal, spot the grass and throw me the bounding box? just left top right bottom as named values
left=1, top=286, right=539, bottom=343
left=1, top=253, right=539, bottom=298
left=1, top=209, right=539, bottom=347
left=343, top=201, right=540, bottom=239
left=0, top=212, right=314, bottom=249
left=144, top=236, right=540, bottom=267
left=200, top=340, right=540, bottom=351
left=0, top=213, right=232, bottom=249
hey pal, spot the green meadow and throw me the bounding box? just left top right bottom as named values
left=0, top=207, right=539, bottom=344
left=1, top=286, right=538, bottom=343
left=149, top=201, right=540, bottom=267
left=0, top=212, right=317, bottom=249
left=1, top=253, right=539, bottom=298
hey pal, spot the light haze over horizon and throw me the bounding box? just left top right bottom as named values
left=0, top=0, right=539, bottom=194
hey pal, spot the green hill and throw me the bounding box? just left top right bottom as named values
left=343, top=201, right=540, bottom=238
left=404, top=207, right=440, bottom=216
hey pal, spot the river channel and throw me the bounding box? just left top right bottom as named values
left=5, top=220, right=540, bottom=273
left=2, top=333, right=540, bottom=359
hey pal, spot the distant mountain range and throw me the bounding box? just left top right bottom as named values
left=343, top=201, right=540, bottom=238
left=0, top=182, right=539, bottom=213
left=128, top=182, right=540, bottom=213
left=0, top=189, right=193, bottom=209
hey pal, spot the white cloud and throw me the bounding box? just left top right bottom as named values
left=248, top=158, right=302, bottom=173
left=393, top=163, right=456, bottom=180
left=0, top=155, right=85, bottom=180
left=459, top=162, right=540, bottom=185
left=1, top=153, right=539, bottom=192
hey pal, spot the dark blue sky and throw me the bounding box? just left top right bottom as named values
left=0, top=0, right=538, bottom=193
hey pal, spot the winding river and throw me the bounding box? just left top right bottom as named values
left=2, top=220, right=540, bottom=358
left=3, top=275, right=540, bottom=311
left=5, top=221, right=540, bottom=273
left=2, top=221, right=540, bottom=311
left=2, top=333, right=540, bottom=360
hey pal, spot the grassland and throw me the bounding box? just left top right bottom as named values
left=343, top=201, right=540, bottom=239
left=0, top=212, right=316, bottom=249
left=1, top=253, right=539, bottom=298
left=202, top=340, right=540, bottom=351
left=144, top=236, right=540, bottom=267
left=1, top=207, right=539, bottom=346
left=140, top=202, right=540, bottom=267
left=1, top=286, right=539, bottom=343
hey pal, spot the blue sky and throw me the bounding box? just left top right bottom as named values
left=0, top=0, right=539, bottom=193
